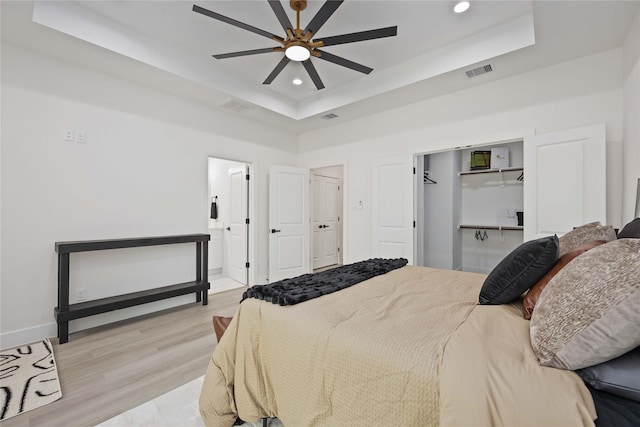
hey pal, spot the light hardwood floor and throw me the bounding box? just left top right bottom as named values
left=3, top=287, right=246, bottom=427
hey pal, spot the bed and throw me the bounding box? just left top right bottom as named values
left=199, top=221, right=640, bottom=427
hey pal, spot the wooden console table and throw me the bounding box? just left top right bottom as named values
left=54, top=234, right=210, bottom=344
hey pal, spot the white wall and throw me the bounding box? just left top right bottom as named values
left=623, top=10, right=640, bottom=222
left=298, top=48, right=625, bottom=264
left=0, top=44, right=297, bottom=347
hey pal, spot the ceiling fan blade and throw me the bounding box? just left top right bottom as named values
left=315, top=49, right=372, bottom=74
left=214, top=48, right=278, bottom=59
left=302, top=60, right=325, bottom=90
left=303, top=0, right=343, bottom=37
left=317, top=26, right=397, bottom=47
left=268, top=0, right=293, bottom=32
left=193, top=4, right=280, bottom=40
left=263, top=56, right=291, bottom=85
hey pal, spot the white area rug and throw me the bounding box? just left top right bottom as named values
left=97, top=377, right=205, bottom=427
left=98, top=376, right=284, bottom=427
left=0, top=337, right=62, bottom=420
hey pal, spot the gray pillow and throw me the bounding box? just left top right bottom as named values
left=576, top=346, right=640, bottom=402
left=558, top=222, right=617, bottom=256
left=530, top=239, right=640, bottom=370
left=479, top=235, right=559, bottom=305
left=618, top=218, right=640, bottom=239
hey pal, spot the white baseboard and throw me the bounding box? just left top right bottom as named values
left=0, top=322, right=57, bottom=349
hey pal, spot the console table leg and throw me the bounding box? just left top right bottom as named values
left=58, top=252, right=70, bottom=343
left=196, top=242, right=202, bottom=303
left=202, top=240, right=208, bottom=306
left=58, top=322, right=69, bottom=344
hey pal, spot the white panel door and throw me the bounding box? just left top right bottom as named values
left=524, top=123, right=606, bottom=242
left=312, top=175, right=339, bottom=269
left=269, top=166, right=310, bottom=282
left=372, top=156, right=414, bottom=264
left=228, top=167, right=248, bottom=284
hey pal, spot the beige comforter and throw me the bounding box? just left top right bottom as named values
left=200, top=265, right=596, bottom=427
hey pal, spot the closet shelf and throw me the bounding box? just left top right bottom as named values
left=458, top=224, right=524, bottom=231
left=458, top=166, right=523, bottom=176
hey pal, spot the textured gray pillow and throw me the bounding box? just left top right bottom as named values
left=558, top=222, right=617, bottom=256
left=530, top=239, right=640, bottom=370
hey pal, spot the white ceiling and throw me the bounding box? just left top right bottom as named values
left=1, top=1, right=638, bottom=134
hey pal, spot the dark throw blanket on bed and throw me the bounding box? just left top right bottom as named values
left=242, top=258, right=408, bottom=306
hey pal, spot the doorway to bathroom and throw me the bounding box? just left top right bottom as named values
left=208, top=157, right=253, bottom=293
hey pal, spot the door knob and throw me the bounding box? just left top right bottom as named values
left=318, top=225, right=323, bottom=229
left=226, top=227, right=231, bottom=231
left=271, top=229, right=281, bottom=233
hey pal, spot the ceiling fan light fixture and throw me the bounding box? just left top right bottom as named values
left=285, top=44, right=311, bottom=62
left=453, top=1, right=470, bottom=13
left=292, top=78, right=303, bottom=85
left=193, top=1, right=398, bottom=90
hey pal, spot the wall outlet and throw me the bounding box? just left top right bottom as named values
left=75, top=130, right=86, bottom=143
left=63, top=129, right=87, bottom=143
left=63, top=129, right=74, bottom=141
left=76, top=288, right=86, bottom=302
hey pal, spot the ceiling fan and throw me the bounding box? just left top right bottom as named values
left=192, top=0, right=397, bottom=90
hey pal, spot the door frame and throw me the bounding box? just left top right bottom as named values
left=207, top=156, right=255, bottom=286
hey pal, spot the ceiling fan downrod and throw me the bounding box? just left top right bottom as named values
left=290, top=0, right=307, bottom=32
left=279, top=0, right=322, bottom=59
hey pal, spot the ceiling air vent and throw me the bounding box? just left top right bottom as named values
left=321, top=113, right=338, bottom=120
left=218, top=99, right=250, bottom=113
left=465, top=64, right=493, bottom=78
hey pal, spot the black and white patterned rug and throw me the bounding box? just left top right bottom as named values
left=0, top=338, right=62, bottom=420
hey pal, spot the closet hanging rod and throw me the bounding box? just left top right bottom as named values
left=458, top=224, right=523, bottom=231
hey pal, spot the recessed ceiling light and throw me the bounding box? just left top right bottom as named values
left=453, top=1, right=470, bottom=13
left=292, top=78, right=303, bottom=86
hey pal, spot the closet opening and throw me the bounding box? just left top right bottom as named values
left=415, top=140, right=524, bottom=274
left=207, top=156, right=253, bottom=293
left=311, top=165, right=344, bottom=272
